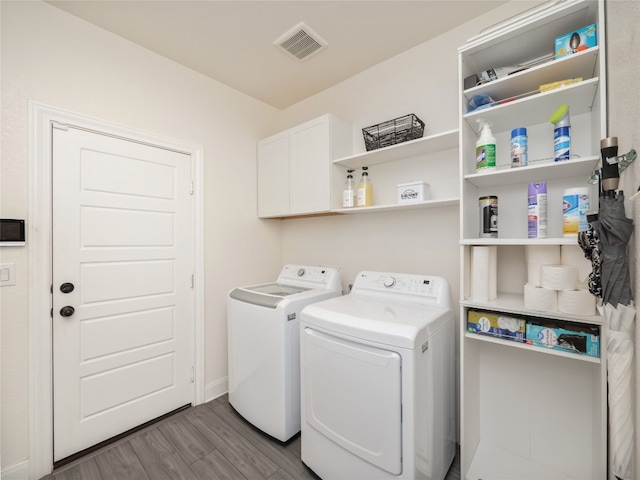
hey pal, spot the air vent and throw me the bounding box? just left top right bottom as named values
left=274, top=22, right=327, bottom=62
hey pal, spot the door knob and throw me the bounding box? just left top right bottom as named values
left=60, top=306, right=75, bottom=317
left=60, top=282, right=75, bottom=293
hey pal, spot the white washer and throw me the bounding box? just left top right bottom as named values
left=228, top=264, right=342, bottom=442
left=300, top=271, right=455, bottom=480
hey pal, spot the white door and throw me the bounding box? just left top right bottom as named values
left=52, top=126, right=195, bottom=461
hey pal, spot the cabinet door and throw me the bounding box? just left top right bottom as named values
left=289, top=116, right=331, bottom=215
left=257, top=132, right=289, bottom=217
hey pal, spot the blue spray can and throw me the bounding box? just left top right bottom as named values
left=550, top=104, right=570, bottom=161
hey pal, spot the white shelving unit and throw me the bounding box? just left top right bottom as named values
left=332, top=129, right=459, bottom=212
left=458, top=1, right=607, bottom=479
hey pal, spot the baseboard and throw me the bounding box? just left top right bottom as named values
left=2, top=460, right=30, bottom=480
left=204, top=376, right=228, bottom=403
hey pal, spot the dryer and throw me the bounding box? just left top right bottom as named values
left=228, top=264, right=342, bottom=442
left=300, top=271, right=455, bottom=480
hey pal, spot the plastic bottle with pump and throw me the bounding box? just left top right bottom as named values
left=550, top=104, right=571, bottom=161
left=342, top=169, right=356, bottom=208
left=357, top=167, right=373, bottom=207
left=476, top=120, right=496, bottom=172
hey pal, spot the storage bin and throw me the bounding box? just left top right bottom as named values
left=362, top=114, right=424, bottom=151
left=396, top=181, right=429, bottom=204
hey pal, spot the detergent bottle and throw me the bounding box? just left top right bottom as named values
left=476, top=120, right=496, bottom=171
left=357, top=167, right=373, bottom=207
left=342, top=169, right=356, bottom=208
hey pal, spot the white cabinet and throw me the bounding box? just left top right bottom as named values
left=257, top=114, right=351, bottom=218
left=458, top=1, right=607, bottom=479
left=332, top=129, right=460, bottom=213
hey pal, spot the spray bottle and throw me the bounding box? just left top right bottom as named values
left=476, top=120, right=496, bottom=171
left=357, top=167, right=373, bottom=207
left=550, top=104, right=570, bottom=161
left=342, top=169, right=356, bottom=208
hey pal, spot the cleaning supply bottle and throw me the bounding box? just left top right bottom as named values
left=550, top=104, right=571, bottom=161
left=357, top=167, right=373, bottom=207
left=342, top=169, right=356, bottom=208
left=476, top=120, right=496, bottom=172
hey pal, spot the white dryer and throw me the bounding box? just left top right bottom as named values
left=228, top=264, right=342, bottom=442
left=300, top=271, right=455, bottom=480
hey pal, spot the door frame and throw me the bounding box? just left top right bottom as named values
left=28, top=102, right=205, bottom=479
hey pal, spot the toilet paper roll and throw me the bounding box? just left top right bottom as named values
left=471, top=246, right=497, bottom=302
left=524, top=283, right=558, bottom=312
left=540, top=264, right=578, bottom=290
left=558, top=289, right=596, bottom=316
left=527, top=263, right=542, bottom=287
left=526, top=245, right=561, bottom=265
left=560, top=245, right=592, bottom=287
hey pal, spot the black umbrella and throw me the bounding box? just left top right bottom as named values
left=594, top=193, right=634, bottom=306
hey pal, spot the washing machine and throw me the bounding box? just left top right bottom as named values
left=228, top=264, right=342, bottom=442
left=300, top=271, right=455, bottom=480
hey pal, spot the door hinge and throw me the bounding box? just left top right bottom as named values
left=190, top=366, right=195, bottom=383
left=190, top=181, right=194, bottom=195
left=190, top=274, right=195, bottom=289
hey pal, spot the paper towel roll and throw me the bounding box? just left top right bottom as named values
left=524, top=283, right=558, bottom=311
left=558, top=289, right=596, bottom=316
left=561, top=245, right=592, bottom=287
left=527, top=263, right=542, bottom=287
left=540, top=264, right=578, bottom=290
left=471, top=246, right=497, bottom=302
left=526, top=245, right=561, bottom=265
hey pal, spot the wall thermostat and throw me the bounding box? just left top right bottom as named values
left=0, top=219, right=26, bottom=245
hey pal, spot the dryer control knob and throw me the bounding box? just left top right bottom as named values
left=383, top=276, right=396, bottom=288
left=297, top=268, right=306, bottom=277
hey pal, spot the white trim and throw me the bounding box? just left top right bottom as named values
left=205, top=377, right=229, bottom=403
left=2, top=460, right=30, bottom=480
left=28, top=102, right=205, bottom=479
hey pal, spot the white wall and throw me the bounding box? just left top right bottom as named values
left=0, top=0, right=283, bottom=472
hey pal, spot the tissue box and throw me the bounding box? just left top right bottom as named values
left=467, top=310, right=526, bottom=342
left=397, top=181, right=429, bottom=204
left=526, top=318, right=600, bottom=358
left=555, top=24, right=597, bottom=59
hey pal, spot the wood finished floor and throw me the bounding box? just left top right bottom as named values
left=43, top=394, right=461, bottom=480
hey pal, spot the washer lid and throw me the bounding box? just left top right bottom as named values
left=301, top=295, right=453, bottom=349
left=230, top=282, right=310, bottom=308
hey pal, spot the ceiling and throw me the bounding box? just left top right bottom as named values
left=47, top=0, right=513, bottom=109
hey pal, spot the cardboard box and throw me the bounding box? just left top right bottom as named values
left=555, top=24, right=597, bottom=59
left=526, top=318, right=600, bottom=358
left=397, top=181, right=429, bottom=204
left=467, top=310, right=526, bottom=342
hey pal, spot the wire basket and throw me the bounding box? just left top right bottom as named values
left=362, top=114, right=425, bottom=151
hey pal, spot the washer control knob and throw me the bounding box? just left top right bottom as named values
left=297, top=268, right=306, bottom=277
left=383, top=276, right=396, bottom=288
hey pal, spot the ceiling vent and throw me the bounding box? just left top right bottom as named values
left=274, top=22, right=327, bottom=62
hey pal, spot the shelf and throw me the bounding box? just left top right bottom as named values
left=464, top=77, right=599, bottom=134
left=334, top=197, right=459, bottom=214
left=465, top=441, right=584, bottom=480
left=464, top=332, right=600, bottom=364
left=463, top=47, right=599, bottom=103
left=461, top=292, right=602, bottom=325
left=464, top=155, right=599, bottom=188
left=460, top=237, right=584, bottom=246
left=333, top=129, right=458, bottom=168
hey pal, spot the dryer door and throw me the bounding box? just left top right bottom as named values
left=303, top=327, right=402, bottom=475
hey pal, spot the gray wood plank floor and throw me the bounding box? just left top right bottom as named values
left=42, top=394, right=461, bottom=480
